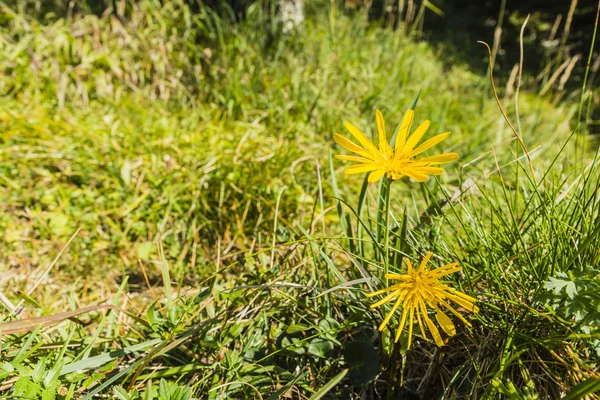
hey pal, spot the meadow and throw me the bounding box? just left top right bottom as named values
left=0, top=0, right=599, bottom=398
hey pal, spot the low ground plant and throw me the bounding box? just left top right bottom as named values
left=0, top=1, right=599, bottom=398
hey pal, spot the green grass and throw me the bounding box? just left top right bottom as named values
left=0, top=1, right=599, bottom=399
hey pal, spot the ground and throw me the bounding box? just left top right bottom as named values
left=0, top=1, right=599, bottom=399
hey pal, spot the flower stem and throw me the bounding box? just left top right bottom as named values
left=383, top=179, right=392, bottom=283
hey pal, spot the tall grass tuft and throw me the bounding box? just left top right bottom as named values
left=0, top=0, right=598, bottom=398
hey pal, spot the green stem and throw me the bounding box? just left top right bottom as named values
left=384, top=179, right=392, bottom=283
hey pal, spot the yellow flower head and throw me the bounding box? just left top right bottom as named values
left=334, top=109, right=458, bottom=183
left=366, top=252, right=478, bottom=349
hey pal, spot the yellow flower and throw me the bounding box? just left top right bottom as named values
left=334, top=109, right=458, bottom=183
left=366, top=252, right=478, bottom=349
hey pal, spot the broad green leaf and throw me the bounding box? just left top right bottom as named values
left=308, top=338, right=334, bottom=358
left=344, top=340, right=379, bottom=386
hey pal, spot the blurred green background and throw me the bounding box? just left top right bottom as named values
left=1, top=1, right=599, bottom=399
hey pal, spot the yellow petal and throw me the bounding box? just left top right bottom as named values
left=403, top=169, right=429, bottom=182
left=429, top=262, right=459, bottom=274
left=406, top=305, right=415, bottom=348
left=438, top=299, right=472, bottom=327
left=446, top=287, right=478, bottom=304
left=335, top=155, right=374, bottom=163
left=334, top=134, right=375, bottom=159
left=370, top=289, right=400, bottom=308
left=435, top=309, right=456, bottom=336
left=344, top=164, right=381, bottom=174
left=444, top=292, right=479, bottom=313
left=430, top=266, right=462, bottom=279
left=403, top=120, right=430, bottom=153
left=376, top=109, right=387, bottom=149
left=415, top=166, right=444, bottom=175
left=422, top=307, right=445, bottom=347
left=384, top=273, right=411, bottom=281
left=391, top=171, right=403, bottom=180
left=394, top=109, right=414, bottom=156
left=368, top=168, right=386, bottom=183
left=406, top=259, right=413, bottom=274
left=415, top=299, right=428, bottom=340
left=366, top=285, right=400, bottom=298
left=395, top=304, right=410, bottom=342
left=344, top=122, right=379, bottom=155
left=379, top=292, right=405, bottom=331
left=334, top=134, right=363, bottom=152
left=427, top=264, right=460, bottom=280
left=417, top=153, right=459, bottom=164
left=418, top=252, right=433, bottom=272
left=410, top=132, right=451, bottom=156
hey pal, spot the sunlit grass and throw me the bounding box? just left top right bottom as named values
left=0, top=1, right=598, bottom=399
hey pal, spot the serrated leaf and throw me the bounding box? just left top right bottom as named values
left=112, top=386, right=132, bottom=400
left=565, top=282, right=578, bottom=299
left=545, top=277, right=577, bottom=299
left=41, top=386, right=57, bottom=400
left=14, top=376, right=41, bottom=398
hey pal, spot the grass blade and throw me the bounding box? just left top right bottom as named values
left=330, top=149, right=354, bottom=253
left=0, top=304, right=109, bottom=335
left=308, top=369, right=348, bottom=400
left=562, top=378, right=600, bottom=400
left=61, top=339, right=162, bottom=376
